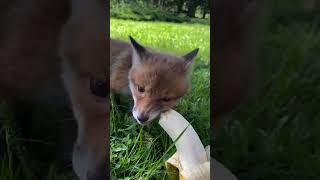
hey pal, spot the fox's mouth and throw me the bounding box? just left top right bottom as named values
left=161, top=109, right=171, bottom=113
left=135, top=119, right=152, bottom=126
left=132, top=110, right=161, bottom=125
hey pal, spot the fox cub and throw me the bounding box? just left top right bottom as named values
left=111, top=37, right=199, bottom=124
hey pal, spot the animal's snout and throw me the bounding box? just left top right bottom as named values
left=137, top=114, right=149, bottom=123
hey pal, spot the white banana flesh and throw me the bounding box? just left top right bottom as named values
left=159, top=109, right=239, bottom=180
left=159, top=109, right=210, bottom=180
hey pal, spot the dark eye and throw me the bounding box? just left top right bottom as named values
left=90, top=78, right=107, bottom=98
left=161, top=97, right=171, bottom=102
left=137, top=86, right=145, bottom=93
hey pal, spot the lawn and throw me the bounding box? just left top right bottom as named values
left=110, top=18, right=210, bottom=179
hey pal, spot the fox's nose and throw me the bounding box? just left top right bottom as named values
left=137, top=115, right=149, bottom=123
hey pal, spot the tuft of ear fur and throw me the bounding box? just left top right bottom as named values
left=129, top=36, right=147, bottom=66
left=182, top=48, right=199, bottom=70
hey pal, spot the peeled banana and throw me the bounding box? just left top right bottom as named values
left=159, top=109, right=238, bottom=180
left=159, top=109, right=210, bottom=180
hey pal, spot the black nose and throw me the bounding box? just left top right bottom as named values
left=137, top=115, right=149, bottom=123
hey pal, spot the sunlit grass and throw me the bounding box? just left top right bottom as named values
left=110, top=18, right=210, bottom=64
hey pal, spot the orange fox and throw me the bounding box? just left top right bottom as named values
left=111, top=37, right=199, bottom=124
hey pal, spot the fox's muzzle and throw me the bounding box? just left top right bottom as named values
left=137, top=114, right=149, bottom=123
left=132, top=106, right=160, bottom=125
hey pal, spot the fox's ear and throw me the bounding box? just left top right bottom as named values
left=182, top=48, right=199, bottom=70
left=129, top=36, right=147, bottom=66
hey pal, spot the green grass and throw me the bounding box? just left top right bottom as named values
left=110, top=19, right=210, bottom=63
left=110, top=18, right=210, bottom=179
left=0, top=101, right=77, bottom=180
left=214, top=7, right=320, bottom=180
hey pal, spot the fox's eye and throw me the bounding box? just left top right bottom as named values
left=161, top=97, right=171, bottom=102
left=137, top=86, right=145, bottom=93
left=90, top=78, right=107, bottom=98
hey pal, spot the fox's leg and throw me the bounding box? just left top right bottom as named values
left=61, top=63, right=109, bottom=180
left=110, top=93, right=121, bottom=109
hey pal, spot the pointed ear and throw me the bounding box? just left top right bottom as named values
left=182, top=48, right=199, bottom=70
left=129, top=36, right=147, bottom=66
